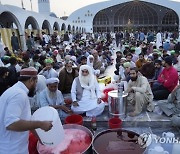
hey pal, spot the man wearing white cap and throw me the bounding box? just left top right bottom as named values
left=0, top=67, right=53, bottom=154
left=40, top=77, right=72, bottom=117
left=71, top=65, right=105, bottom=117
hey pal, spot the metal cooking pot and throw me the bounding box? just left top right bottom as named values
left=37, top=124, right=93, bottom=154
left=108, top=90, right=128, bottom=118
left=63, top=124, right=93, bottom=154
left=92, top=129, right=145, bottom=154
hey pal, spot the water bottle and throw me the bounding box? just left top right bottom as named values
left=91, top=116, right=97, bottom=131
left=118, top=82, right=124, bottom=97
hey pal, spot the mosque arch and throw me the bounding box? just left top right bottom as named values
left=67, top=24, right=71, bottom=32
left=25, top=16, right=39, bottom=30
left=93, top=1, right=179, bottom=32
left=79, top=27, right=81, bottom=33
left=0, top=11, right=24, bottom=50
left=53, top=21, right=60, bottom=31
left=42, top=20, right=52, bottom=34
left=76, top=26, right=78, bottom=33
left=61, top=23, right=66, bottom=31
left=0, top=11, right=23, bottom=32
left=72, top=25, right=75, bottom=33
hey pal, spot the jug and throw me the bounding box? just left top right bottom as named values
left=161, top=132, right=175, bottom=153
left=148, top=146, right=169, bottom=154
left=32, top=106, right=64, bottom=146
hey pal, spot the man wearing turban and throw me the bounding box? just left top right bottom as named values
left=40, top=77, right=72, bottom=117
left=71, top=65, right=105, bottom=117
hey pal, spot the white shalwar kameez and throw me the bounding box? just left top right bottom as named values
left=0, top=82, right=31, bottom=154
left=156, top=32, right=162, bottom=49
left=39, top=68, right=58, bottom=79
left=71, top=78, right=105, bottom=117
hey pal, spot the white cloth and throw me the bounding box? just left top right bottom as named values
left=0, top=82, right=31, bottom=154
left=39, top=68, right=58, bottom=79
left=71, top=77, right=105, bottom=117
left=0, top=40, right=5, bottom=58
left=156, top=32, right=162, bottom=49
left=43, top=34, right=49, bottom=44
left=87, top=55, right=100, bottom=75
left=0, top=59, right=4, bottom=67
left=79, top=65, right=97, bottom=99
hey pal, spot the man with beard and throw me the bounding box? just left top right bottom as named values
left=71, top=65, right=105, bottom=117
left=140, top=56, right=155, bottom=79
left=152, top=56, right=178, bottom=100
left=126, top=67, right=153, bottom=117
left=0, top=67, right=52, bottom=154
left=58, top=60, right=78, bottom=98
left=40, top=78, right=72, bottom=117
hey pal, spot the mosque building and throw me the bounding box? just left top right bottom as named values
left=0, top=0, right=85, bottom=50
left=0, top=0, right=180, bottom=50
left=67, top=0, right=180, bottom=33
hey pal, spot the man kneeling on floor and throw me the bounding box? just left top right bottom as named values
left=40, top=77, right=72, bottom=117
left=126, top=67, right=154, bottom=117
left=71, top=65, right=105, bottom=117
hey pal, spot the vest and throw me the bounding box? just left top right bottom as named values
left=75, top=77, right=84, bottom=101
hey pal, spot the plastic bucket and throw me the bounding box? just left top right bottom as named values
left=32, top=106, right=64, bottom=146
left=65, top=114, right=83, bottom=125
left=108, top=117, right=122, bottom=129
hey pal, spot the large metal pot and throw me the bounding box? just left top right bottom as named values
left=63, top=124, right=93, bottom=154
left=108, top=90, right=128, bottom=118
left=92, top=129, right=145, bottom=154
left=37, top=124, right=93, bottom=154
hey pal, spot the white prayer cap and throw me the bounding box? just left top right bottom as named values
left=46, top=78, right=59, bottom=85
left=121, top=57, right=126, bottom=61
left=166, top=39, right=170, bottom=43
left=71, top=56, right=77, bottom=62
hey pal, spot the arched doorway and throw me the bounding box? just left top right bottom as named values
left=53, top=22, right=60, bottom=31
left=42, top=20, right=51, bottom=34
left=67, top=24, right=71, bottom=32
left=79, top=27, right=81, bottom=33
left=25, top=16, right=40, bottom=41
left=76, top=26, right=78, bottom=33
left=61, top=23, right=66, bottom=32
left=0, top=11, right=23, bottom=50
left=72, top=25, right=75, bottom=34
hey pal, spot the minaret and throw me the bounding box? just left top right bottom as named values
left=38, top=0, right=50, bottom=15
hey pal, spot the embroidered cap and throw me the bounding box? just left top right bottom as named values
left=20, top=67, right=38, bottom=77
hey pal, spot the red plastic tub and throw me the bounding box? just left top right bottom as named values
left=108, top=117, right=122, bottom=129
left=65, top=114, right=83, bottom=125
